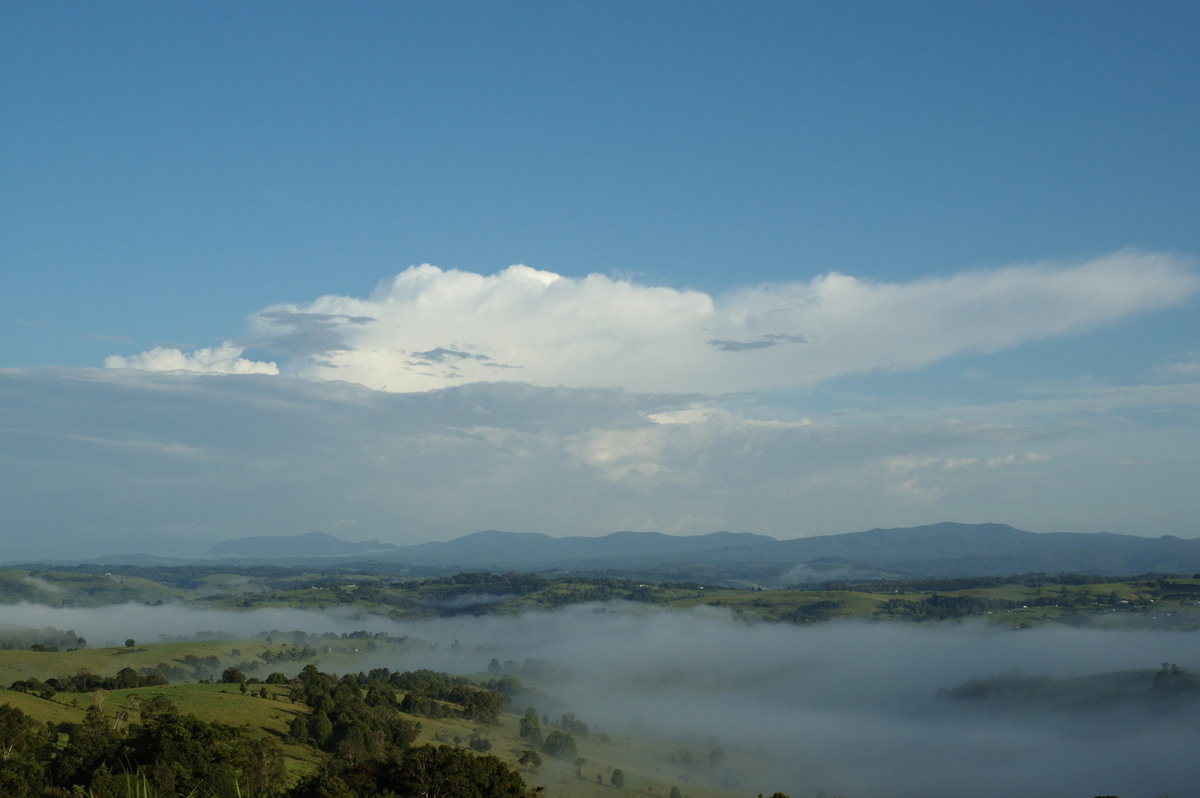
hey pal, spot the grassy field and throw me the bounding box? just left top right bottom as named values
left=0, top=639, right=294, bottom=684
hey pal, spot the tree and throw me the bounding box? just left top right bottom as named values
left=0, top=704, right=55, bottom=797
left=307, top=711, right=334, bottom=748
left=611, top=768, right=625, bottom=788
left=220, top=667, right=247, bottom=684
left=541, top=730, right=577, bottom=759
left=519, top=707, right=542, bottom=745
left=125, top=639, right=135, bottom=648
left=52, top=706, right=122, bottom=789
left=559, top=712, right=589, bottom=736
left=670, top=787, right=683, bottom=798
left=286, top=769, right=357, bottom=798
left=140, top=694, right=177, bottom=720
left=114, top=667, right=141, bottom=689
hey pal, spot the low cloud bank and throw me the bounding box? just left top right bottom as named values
left=7, top=602, right=1199, bottom=798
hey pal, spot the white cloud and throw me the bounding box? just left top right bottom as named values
left=232, top=250, right=1197, bottom=394
left=105, top=341, right=278, bottom=375
left=568, top=427, right=672, bottom=482
left=986, top=452, right=1051, bottom=468
left=890, top=477, right=944, bottom=503
left=1156, top=358, right=1200, bottom=379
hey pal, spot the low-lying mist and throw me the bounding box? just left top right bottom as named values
left=7, top=601, right=1199, bottom=798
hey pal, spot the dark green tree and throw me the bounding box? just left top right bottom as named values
left=52, top=706, right=122, bottom=789
left=286, top=769, right=357, bottom=798
left=220, top=666, right=247, bottom=684
left=0, top=704, right=55, bottom=797
left=519, top=707, right=542, bottom=745
left=123, top=711, right=287, bottom=797
left=542, top=730, right=577, bottom=759
left=386, top=744, right=529, bottom=798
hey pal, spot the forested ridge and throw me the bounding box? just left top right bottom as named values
left=5, top=566, right=1200, bottom=628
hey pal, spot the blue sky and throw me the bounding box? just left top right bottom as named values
left=3, top=1, right=1199, bottom=559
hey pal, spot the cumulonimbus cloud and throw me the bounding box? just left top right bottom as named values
left=110, top=249, right=1197, bottom=393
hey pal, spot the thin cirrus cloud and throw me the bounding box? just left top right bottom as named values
left=104, top=249, right=1198, bottom=394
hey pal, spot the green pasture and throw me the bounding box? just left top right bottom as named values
left=0, top=639, right=303, bottom=685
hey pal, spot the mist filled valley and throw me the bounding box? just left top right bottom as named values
left=3, top=567, right=1199, bottom=798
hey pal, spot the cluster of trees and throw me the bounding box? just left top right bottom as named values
left=289, top=743, right=534, bottom=798
left=393, top=669, right=506, bottom=723
left=877, top=594, right=1023, bottom=620
left=284, top=665, right=507, bottom=757
left=277, top=664, right=536, bottom=796
left=1151, top=662, right=1200, bottom=694
left=424, top=571, right=550, bottom=595
left=0, top=698, right=285, bottom=797
left=257, top=628, right=419, bottom=652
left=843, top=573, right=1110, bottom=592
left=668, top=746, right=726, bottom=769
left=486, top=656, right=562, bottom=683
left=258, top=644, right=321, bottom=665
left=0, top=624, right=86, bottom=651
left=876, top=584, right=1171, bottom=621
left=285, top=665, right=421, bottom=762
left=1, top=659, right=538, bottom=796
left=779, top=599, right=842, bottom=623
left=518, top=707, right=581, bottom=761
left=10, top=666, right=167, bottom=698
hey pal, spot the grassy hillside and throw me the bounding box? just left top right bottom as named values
left=0, top=639, right=303, bottom=685
left=1, top=641, right=773, bottom=798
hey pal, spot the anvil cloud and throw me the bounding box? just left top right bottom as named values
left=106, top=250, right=1196, bottom=394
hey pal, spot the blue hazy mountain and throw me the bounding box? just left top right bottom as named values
left=199, top=522, right=1200, bottom=580
left=206, top=531, right=402, bottom=559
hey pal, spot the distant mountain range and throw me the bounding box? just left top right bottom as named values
left=207, top=532, right=402, bottom=559
left=187, top=522, right=1200, bottom=583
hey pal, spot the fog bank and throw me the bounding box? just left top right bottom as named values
left=6, top=602, right=1198, bottom=798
